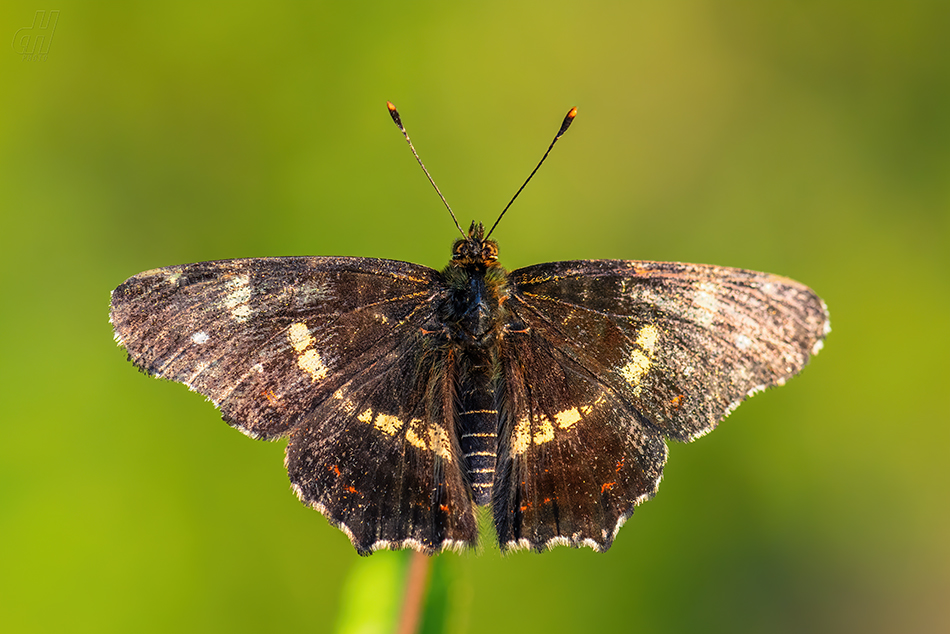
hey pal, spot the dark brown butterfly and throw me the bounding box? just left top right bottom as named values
left=110, top=104, right=829, bottom=555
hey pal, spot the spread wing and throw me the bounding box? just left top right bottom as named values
left=493, top=259, right=829, bottom=552
left=110, top=257, right=477, bottom=554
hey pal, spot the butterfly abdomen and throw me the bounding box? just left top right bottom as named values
left=456, top=350, right=499, bottom=505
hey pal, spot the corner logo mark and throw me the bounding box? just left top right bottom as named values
left=12, top=10, right=59, bottom=61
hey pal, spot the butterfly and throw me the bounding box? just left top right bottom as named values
left=110, top=103, right=829, bottom=555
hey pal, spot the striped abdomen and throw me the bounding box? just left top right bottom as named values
left=457, top=351, right=498, bottom=505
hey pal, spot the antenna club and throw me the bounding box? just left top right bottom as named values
left=386, top=101, right=403, bottom=128
left=557, top=107, right=577, bottom=137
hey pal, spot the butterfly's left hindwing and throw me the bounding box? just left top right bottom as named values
left=110, top=257, right=477, bottom=554
left=493, top=329, right=668, bottom=552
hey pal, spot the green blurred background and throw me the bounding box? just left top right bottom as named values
left=2, top=1, right=948, bottom=632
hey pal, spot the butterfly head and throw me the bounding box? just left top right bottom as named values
left=451, top=221, right=499, bottom=268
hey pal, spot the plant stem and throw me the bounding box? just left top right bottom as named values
left=395, top=551, right=432, bottom=634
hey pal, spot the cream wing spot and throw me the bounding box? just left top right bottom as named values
left=620, top=324, right=660, bottom=397
left=406, top=419, right=427, bottom=450
left=533, top=418, right=555, bottom=445
left=295, top=281, right=330, bottom=305
left=232, top=305, right=252, bottom=321
left=620, top=350, right=651, bottom=386
left=554, top=407, right=582, bottom=429
left=190, top=331, right=209, bottom=345
left=223, top=274, right=253, bottom=322
left=287, top=322, right=314, bottom=352
left=636, top=324, right=659, bottom=353
left=297, top=349, right=328, bottom=382
left=373, top=413, right=403, bottom=435
left=429, top=425, right=452, bottom=461
left=512, top=416, right=532, bottom=455
left=285, top=321, right=328, bottom=382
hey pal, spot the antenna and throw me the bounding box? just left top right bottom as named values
left=485, top=107, right=577, bottom=240
left=386, top=101, right=466, bottom=238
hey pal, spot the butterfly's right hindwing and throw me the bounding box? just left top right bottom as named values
left=286, top=329, right=478, bottom=554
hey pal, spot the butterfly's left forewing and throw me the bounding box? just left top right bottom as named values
left=110, top=257, right=477, bottom=554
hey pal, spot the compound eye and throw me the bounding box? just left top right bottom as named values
left=482, top=243, right=498, bottom=260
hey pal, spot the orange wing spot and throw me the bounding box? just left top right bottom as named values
left=615, top=457, right=625, bottom=473
left=439, top=504, right=449, bottom=512
left=327, top=464, right=341, bottom=477
left=601, top=481, right=616, bottom=493
left=520, top=503, right=530, bottom=512
left=263, top=389, right=278, bottom=403
left=543, top=497, right=552, bottom=504
left=346, top=486, right=358, bottom=494
left=670, top=394, right=685, bottom=409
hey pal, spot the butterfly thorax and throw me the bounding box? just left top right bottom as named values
left=439, top=222, right=510, bottom=347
